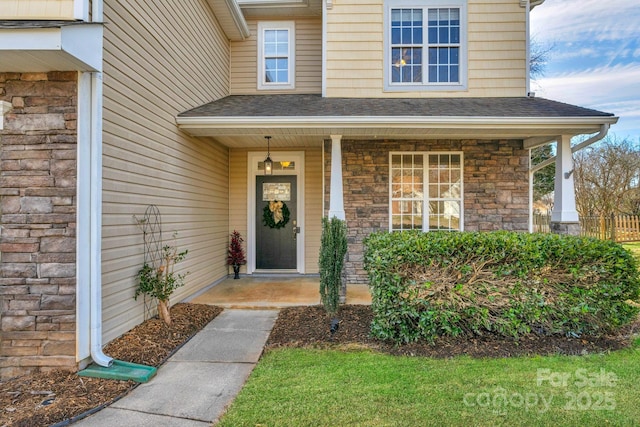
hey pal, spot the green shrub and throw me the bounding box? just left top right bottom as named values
left=363, top=231, right=640, bottom=343
left=319, top=217, right=348, bottom=316
left=135, top=243, right=188, bottom=326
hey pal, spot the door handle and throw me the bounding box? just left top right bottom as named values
left=293, top=220, right=300, bottom=240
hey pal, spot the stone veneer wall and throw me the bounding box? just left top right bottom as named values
left=324, top=139, right=530, bottom=285
left=0, top=72, right=78, bottom=379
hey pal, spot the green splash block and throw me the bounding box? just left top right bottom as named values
left=78, top=360, right=157, bottom=383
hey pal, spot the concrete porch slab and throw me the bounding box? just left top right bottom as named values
left=189, top=276, right=371, bottom=308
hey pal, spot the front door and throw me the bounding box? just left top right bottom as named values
left=256, top=175, right=297, bottom=269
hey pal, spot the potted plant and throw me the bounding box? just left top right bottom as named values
left=134, top=241, right=188, bottom=326
left=227, top=230, right=246, bottom=279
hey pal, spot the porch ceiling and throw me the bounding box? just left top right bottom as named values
left=176, top=94, right=618, bottom=148
left=237, top=0, right=322, bottom=18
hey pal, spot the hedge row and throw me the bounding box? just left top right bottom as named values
left=363, top=231, right=640, bottom=343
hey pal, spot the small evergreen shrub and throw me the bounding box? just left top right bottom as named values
left=319, top=217, right=348, bottom=316
left=363, top=231, right=640, bottom=343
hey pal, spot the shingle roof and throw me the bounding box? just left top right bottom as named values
left=0, top=20, right=87, bottom=29
left=178, top=94, right=614, bottom=119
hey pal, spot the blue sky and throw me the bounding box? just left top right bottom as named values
left=530, top=0, right=640, bottom=143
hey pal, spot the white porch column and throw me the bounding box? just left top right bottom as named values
left=328, top=134, right=345, bottom=220
left=551, top=135, right=580, bottom=235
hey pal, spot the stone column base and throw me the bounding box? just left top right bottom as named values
left=550, top=222, right=581, bottom=236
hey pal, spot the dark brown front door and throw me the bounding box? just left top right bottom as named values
left=256, top=176, right=297, bottom=269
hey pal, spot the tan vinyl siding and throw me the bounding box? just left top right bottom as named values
left=0, top=0, right=74, bottom=19
left=325, top=1, right=383, bottom=97
left=228, top=148, right=322, bottom=274
left=467, top=1, right=527, bottom=96
left=325, top=0, right=527, bottom=98
left=230, top=18, right=322, bottom=95
left=228, top=149, right=249, bottom=275
left=304, top=147, right=322, bottom=274
left=101, top=0, right=231, bottom=343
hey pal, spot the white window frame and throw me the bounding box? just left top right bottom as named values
left=257, top=21, right=296, bottom=90
left=383, top=0, right=468, bottom=92
left=389, top=152, right=464, bottom=231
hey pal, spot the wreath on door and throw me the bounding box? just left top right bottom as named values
left=263, top=200, right=290, bottom=229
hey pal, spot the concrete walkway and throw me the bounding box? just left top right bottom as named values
left=74, top=309, right=279, bottom=426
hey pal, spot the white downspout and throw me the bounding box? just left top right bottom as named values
left=74, top=0, right=88, bottom=20
left=88, top=0, right=112, bottom=368
left=322, top=0, right=328, bottom=97
left=529, top=124, right=610, bottom=234
left=525, top=0, right=531, bottom=95
left=526, top=0, right=536, bottom=237
left=530, top=124, right=610, bottom=174
left=321, top=139, right=326, bottom=216
left=89, top=71, right=112, bottom=367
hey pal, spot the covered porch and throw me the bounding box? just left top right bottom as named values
left=177, top=94, right=619, bottom=284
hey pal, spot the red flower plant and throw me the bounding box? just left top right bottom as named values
left=227, top=230, right=246, bottom=266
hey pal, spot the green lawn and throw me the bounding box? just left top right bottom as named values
left=623, top=242, right=640, bottom=261
left=218, top=342, right=640, bottom=427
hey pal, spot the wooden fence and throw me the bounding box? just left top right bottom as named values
left=533, top=214, right=640, bottom=243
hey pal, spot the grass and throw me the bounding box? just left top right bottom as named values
left=623, top=242, right=640, bottom=261
left=219, top=241, right=640, bottom=426
left=218, top=342, right=640, bottom=427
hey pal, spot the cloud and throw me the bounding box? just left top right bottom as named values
left=531, top=0, right=640, bottom=44
left=532, top=64, right=640, bottom=139
left=531, top=1, right=640, bottom=140
left=547, top=46, right=598, bottom=62
left=533, top=64, right=640, bottom=106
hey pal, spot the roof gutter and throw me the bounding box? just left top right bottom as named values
left=530, top=123, right=610, bottom=173
left=520, top=0, right=544, bottom=9
left=207, top=0, right=250, bottom=41
left=224, top=0, right=250, bottom=40
left=176, top=115, right=617, bottom=129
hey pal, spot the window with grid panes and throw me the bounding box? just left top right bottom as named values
left=390, top=152, right=463, bottom=231
left=384, top=0, right=467, bottom=91
left=257, top=21, right=295, bottom=90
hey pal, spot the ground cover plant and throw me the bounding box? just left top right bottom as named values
left=364, top=231, right=640, bottom=343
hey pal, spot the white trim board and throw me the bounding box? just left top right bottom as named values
left=247, top=151, right=306, bottom=274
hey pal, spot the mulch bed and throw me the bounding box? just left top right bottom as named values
left=1, top=303, right=637, bottom=426
left=0, top=303, right=222, bottom=427
left=268, top=305, right=638, bottom=358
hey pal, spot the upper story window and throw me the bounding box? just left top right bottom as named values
left=257, top=21, right=295, bottom=90
left=384, top=0, right=467, bottom=92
